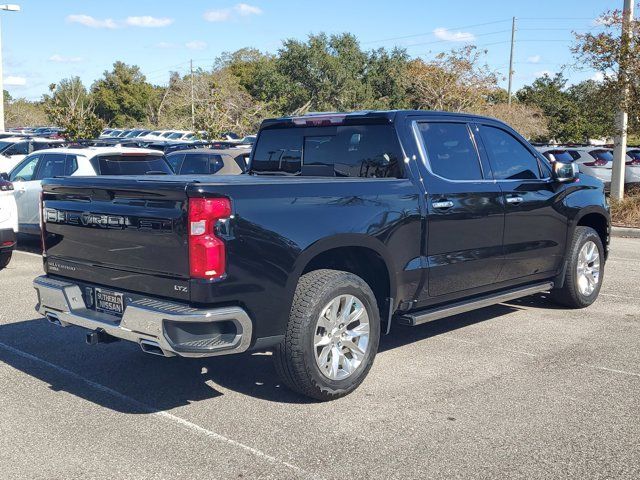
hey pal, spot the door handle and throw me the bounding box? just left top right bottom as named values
left=506, top=196, right=524, bottom=204
left=432, top=200, right=454, bottom=210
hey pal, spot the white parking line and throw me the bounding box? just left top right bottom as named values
left=580, top=364, right=640, bottom=378
left=0, top=340, right=315, bottom=479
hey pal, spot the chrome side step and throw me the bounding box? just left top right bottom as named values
left=398, top=282, right=554, bottom=326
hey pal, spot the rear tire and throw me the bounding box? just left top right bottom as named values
left=551, top=226, right=604, bottom=308
left=274, top=269, right=380, bottom=401
left=0, top=251, right=12, bottom=270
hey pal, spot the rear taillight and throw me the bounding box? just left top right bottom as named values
left=39, top=191, right=46, bottom=255
left=583, top=159, right=609, bottom=167
left=0, top=180, right=13, bottom=191
left=626, top=159, right=640, bottom=166
left=188, top=197, right=231, bottom=279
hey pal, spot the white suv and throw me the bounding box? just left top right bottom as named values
left=8, top=146, right=173, bottom=234
left=0, top=175, right=17, bottom=269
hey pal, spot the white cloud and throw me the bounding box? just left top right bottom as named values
left=125, top=16, right=173, bottom=28
left=204, top=3, right=262, bottom=22
left=67, top=14, right=173, bottom=29
left=591, top=71, right=605, bottom=82
left=433, top=27, right=475, bottom=42
left=49, top=54, right=83, bottom=63
left=155, top=41, right=176, bottom=49
left=67, top=14, right=118, bottom=29
left=4, top=76, right=26, bottom=86
left=204, top=9, right=232, bottom=22
left=527, top=55, right=541, bottom=64
left=185, top=40, right=207, bottom=51
left=235, top=3, right=262, bottom=16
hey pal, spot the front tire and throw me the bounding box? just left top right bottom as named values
left=0, top=251, right=12, bottom=270
left=274, top=269, right=380, bottom=401
left=552, top=226, right=604, bottom=308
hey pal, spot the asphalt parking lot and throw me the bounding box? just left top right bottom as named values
left=1, top=238, right=639, bottom=480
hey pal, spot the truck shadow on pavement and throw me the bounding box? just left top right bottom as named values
left=0, top=294, right=554, bottom=410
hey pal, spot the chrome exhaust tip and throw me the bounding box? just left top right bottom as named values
left=139, top=339, right=167, bottom=356
left=45, top=312, right=62, bottom=326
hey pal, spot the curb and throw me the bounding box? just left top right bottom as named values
left=611, top=226, right=640, bottom=238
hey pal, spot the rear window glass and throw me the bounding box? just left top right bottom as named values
left=251, top=124, right=402, bottom=178
left=97, top=155, right=172, bottom=175
left=589, top=150, right=613, bottom=162
left=179, top=153, right=223, bottom=174
left=543, top=150, right=575, bottom=163
left=628, top=150, right=640, bottom=160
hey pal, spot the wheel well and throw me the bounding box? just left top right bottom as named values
left=302, top=247, right=391, bottom=317
left=577, top=213, right=608, bottom=257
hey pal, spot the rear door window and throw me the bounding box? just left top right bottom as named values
left=97, top=154, right=172, bottom=175
left=479, top=126, right=541, bottom=180
left=417, top=122, right=483, bottom=181
left=35, top=153, right=68, bottom=179
left=65, top=155, right=79, bottom=175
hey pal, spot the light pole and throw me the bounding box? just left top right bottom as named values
left=0, top=4, right=20, bottom=132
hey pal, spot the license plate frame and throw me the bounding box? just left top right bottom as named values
left=95, top=288, right=125, bottom=316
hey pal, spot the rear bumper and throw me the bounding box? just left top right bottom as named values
left=33, top=275, right=253, bottom=358
left=0, top=228, right=16, bottom=250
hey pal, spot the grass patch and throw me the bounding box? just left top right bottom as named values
left=610, top=185, right=640, bottom=228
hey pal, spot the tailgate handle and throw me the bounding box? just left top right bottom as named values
left=432, top=200, right=454, bottom=210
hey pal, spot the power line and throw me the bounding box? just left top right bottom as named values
left=403, top=29, right=511, bottom=49
left=361, top=19, right=511, bottom=44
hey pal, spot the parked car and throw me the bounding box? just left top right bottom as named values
left=0, top=137, right=66, bottom=173
left=8, top=147, right=173, bottom=235
left=33, top=110, right=609, bottom=400
left=0, top=174, right=17, bottom=269
left=535, top=146, right=577, bottom=164
left=561, top=147, right=613, bottom=188
left=166, top=148, right=247, bottom=175
left=625, top=149, right=640, bottom=185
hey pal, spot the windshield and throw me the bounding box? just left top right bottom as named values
left=168, top=132, right=183, bottom=139
left=97, top=154, right=173, bottom=175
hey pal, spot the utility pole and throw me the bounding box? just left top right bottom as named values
left=611, top=0, right=634, bottom=200
left=507, top=16, right=516, bottom=106
left=0, top=5, right=21, bottom=132
left=190, top=59, right=195, bottom=132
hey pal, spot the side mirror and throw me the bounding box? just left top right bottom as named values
left=553, top=161, right=578, bottom=183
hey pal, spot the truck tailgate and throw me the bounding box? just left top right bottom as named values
left=42, top=177, right=190, bottom=301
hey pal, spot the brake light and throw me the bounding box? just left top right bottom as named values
left=583, top=159, right=609, bottom=167
left=292, top=114, right=347, bottom=126
left=188, top=197, right=231, bottom=279
left=0, top=180, right=13, bottom=191
left=39, top=191, right=46, bottom=255
left=626, top=158, right=640, bottom=166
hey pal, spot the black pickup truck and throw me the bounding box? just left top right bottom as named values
left=34, top=111, right=609, bottom=400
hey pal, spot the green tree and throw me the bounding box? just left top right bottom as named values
left=572, top=5, right=639, bottom=134
left=91, top=61, right=155, bottom=126
left=5, top=98, right=48, bottom=128
left=516, top=73, right=584, bottom=142
left=567, top=79, right=616, bottom=139
left=44, top=77, right=103, bottom=141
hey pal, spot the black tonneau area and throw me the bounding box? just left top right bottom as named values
left=42, top=177, right=191, bottom=301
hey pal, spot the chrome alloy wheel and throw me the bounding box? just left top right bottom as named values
left=577, top=240, right=601, bottom=296
left=314, top=294, right=371, bottom=380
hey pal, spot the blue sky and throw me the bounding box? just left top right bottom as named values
left=1, top=0, right=616, bottom=100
